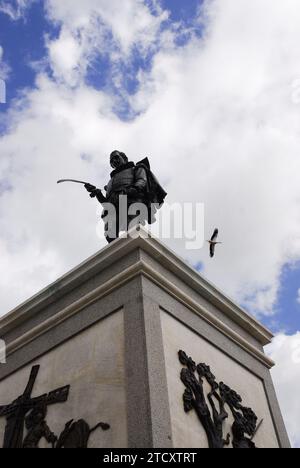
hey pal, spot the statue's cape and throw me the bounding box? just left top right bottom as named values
left=136, top=158, right=167, bottom=206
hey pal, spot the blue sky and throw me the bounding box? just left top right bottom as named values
left=0, top=0, right=299, bottom=344
left=266, top=263, right=300, bottom=334
left=0, top=0, right=299, bottom=340
left=0, top=1, right=49, bottom=102
left=0, top=0, right=206, bottom=118
left=0, top=1, right=199, bottom=111
left=0, top=0, right=300, bottom=446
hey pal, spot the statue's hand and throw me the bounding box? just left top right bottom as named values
left=85, top=183, right=97, bottom=198
left=126, top=187, right=139, bottom=197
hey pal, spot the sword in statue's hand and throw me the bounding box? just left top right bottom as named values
left=57, top=179, right=92, bottom=186
left=57, top=179, right=106, bottom=201
left=57, top=179, right=97, bottom=197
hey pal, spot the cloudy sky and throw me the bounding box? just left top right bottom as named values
left=0, top=0, right=299, bottom=447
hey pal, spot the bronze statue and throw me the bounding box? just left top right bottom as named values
left=0, top=365, right=69, bottom=449
left=56, top=419, right=110, bottom=448
left=84, top=151, right=167, bottom=243
left=0, top=365, right=111, bottom=449
left=23, top=404, right=57, bottom=448
left=179, top=351, right=260, bottom=449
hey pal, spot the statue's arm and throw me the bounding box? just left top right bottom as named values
left=134, top=166, right=147, bottom=191
left=85, top=184, right=107, bottom=204
left=44, top=423, right=57, bottom=444
left=95, top=190, right=107, bottom=204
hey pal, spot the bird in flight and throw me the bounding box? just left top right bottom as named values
left=207, top=228, right=222, bottom=258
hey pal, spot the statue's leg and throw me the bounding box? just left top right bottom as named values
left=105, top=209, right=119, bottom=244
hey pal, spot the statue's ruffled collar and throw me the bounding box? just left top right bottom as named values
left=110, top=161, right=135, bottom=178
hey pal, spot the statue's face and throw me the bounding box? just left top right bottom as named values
left=110, top=151, right=126, bottom=169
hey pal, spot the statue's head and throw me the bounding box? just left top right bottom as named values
left=110, top=150, right=128, bottom=169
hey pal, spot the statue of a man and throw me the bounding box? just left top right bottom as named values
left=23, top=405, right=57, bottom=448
left=85, top=151, right=167, bottom=243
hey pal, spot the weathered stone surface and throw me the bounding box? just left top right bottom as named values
left=161, top=310, right=279, bottom=448
left=0, top=311, right=127, bottom=448
left=0, top=228, right=290, bottom=448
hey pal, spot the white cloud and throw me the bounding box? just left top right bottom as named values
left=297, top=289, right=300, bottom=304
left=46, top=0, right=168, bottom=55
left=0, top=45, right=10, bottom=81
left=130, top=0, right=300, bottom=315
left=45, top=0, right=169, bottom=86
left=1, top=0, right=300, bottom=320
left=267, top=332, right=300, bottom=448
left=0, top=0, right=36, bottom=20
left=47, top=30, right=84, bottom=86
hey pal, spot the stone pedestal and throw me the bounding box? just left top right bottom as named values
left=0, top=229, right=290, bottom=448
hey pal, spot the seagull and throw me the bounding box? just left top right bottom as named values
left=207, top=228, right=222, bottom=258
